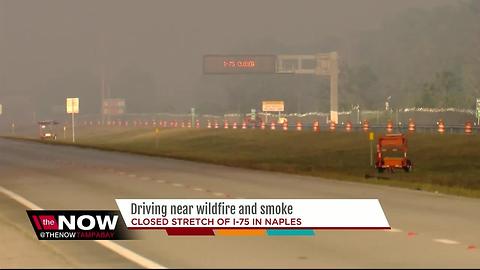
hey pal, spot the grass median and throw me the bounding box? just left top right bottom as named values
left=6, top=127, right=480, bottom=198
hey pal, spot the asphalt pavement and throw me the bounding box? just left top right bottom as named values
left=0, top=138, right=479, bottom=268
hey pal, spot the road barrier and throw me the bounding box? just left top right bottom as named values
left=296, top=122, right=302, bottom=131
left=437, top=120, right=445, bottom=134
left=329, top=121, right=336, bottom=131
left=345, top=121, right=352, bottom=132
left=270, top=122, right=276, bottom=130
left=408, top=119, right=415, bottom=133
left=465, top=121, right=473, bottom=135
left=313, top=121, right=320, bottom=132
left=386, top=120, right=393, bottom=133
left=362, top=120, right=369, bottom=132
left=76, top=116, right=479, bottom=135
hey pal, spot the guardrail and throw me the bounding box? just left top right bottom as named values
left=75, top=119, right=479, bottom=135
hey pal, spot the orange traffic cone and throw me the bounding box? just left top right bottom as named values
left=313, top=121, right=320, bottom=132
left=465, top=121, right=473, bottom=135
left=296, top=122, right=302, bottom=131
left=362, top=120, right=369, bottom=132
left=345, top=121, right=352, bottom=132
left=408, top=119, right=415, bottom=133
left=437, top=120, right=445, bottom=134
left=329, top=121, right=336, bottom=131
left=270, top=121, right=276, bottom=130
left=386, top=120, right=393, bottom=133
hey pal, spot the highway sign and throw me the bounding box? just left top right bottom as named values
left=369, top=132, right=375, bottom=141
left=262, top=101, right=284, bottom=112
left=203, top=55, right=276, bottom=74
left=66, top=97, right=79, bottom=143
left=103, top=98, right=126, bottom=115
left=66, top=98, right=79, bottom=114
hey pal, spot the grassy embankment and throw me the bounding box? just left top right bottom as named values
left=7, top=127, right=480, bottom=198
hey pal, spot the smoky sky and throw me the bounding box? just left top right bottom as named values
left=0, top=0, right=454, bottom=118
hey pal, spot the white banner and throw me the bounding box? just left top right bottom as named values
left=115, top=199, right=390, bottom=229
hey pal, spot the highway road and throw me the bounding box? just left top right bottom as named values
left=0, top=137, right=479, bottom=268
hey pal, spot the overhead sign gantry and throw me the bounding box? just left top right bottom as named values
left=203, top=52, right=339, bottom=123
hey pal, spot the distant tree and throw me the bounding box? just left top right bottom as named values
left=341, top=65, right=379, bottom=109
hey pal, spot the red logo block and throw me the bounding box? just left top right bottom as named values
left=38, top=215, right=58, bottom=230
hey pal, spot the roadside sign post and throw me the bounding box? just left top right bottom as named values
left=155, top=127, right=160, bottom=149
left=71, top=112, right=75, bottom=142
left=191, top=108, right=195, bottom=128
left=369, top=132, right=375, bottom=167
left=476, top=98, right=480, bottom=126
left=63, top=126, right=66, bottom=140
left=66, top=98, right=79, bottom=143
left=0, top=104, right=3, bottom=116
left=11, top=121, right=15, bottom=135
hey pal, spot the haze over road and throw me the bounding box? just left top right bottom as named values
left=0, top=138, right=479, bottom=268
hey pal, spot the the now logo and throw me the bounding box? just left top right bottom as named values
left=26, top=210, right=132, bottom=240
left=58, top=215, right=118, bottom=230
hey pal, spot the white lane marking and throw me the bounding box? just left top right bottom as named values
left=171, top=183, right=184, bottom=188
left=156, top=180, right=166, bottom=184
left=94, top=241, right=165, bottom=269
left=434, top=239, right=460, bottom=245
left=140, top=176, right=151, bottom=181
left=128, top=174, right=137, bottom=178
left=213, top=192, right=225, bottom=197
left=118, top=171, right=126, bottom=175
left=192, top=187, right=204, bottom=192
left=388, top=228, right=403, bottom=233
left=0, top=186, right=42, bottom=210
left=0, top=185, right=166, bottom=269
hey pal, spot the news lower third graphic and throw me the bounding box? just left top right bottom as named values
left=27, top=200, right=390, bottom=238
left=26, top=210, right=133, bottom=240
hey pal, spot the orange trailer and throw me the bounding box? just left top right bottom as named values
left=375, top=134, right=412, bottom=173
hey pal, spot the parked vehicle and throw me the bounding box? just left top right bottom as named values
left=38, top=120, right=59, bottom=140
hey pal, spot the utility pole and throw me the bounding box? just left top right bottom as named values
left=191, top=108, right=195, bottom=127
left=71, top=109, right=75, bottom=143
left=329, top=52, right=339, bottom=124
